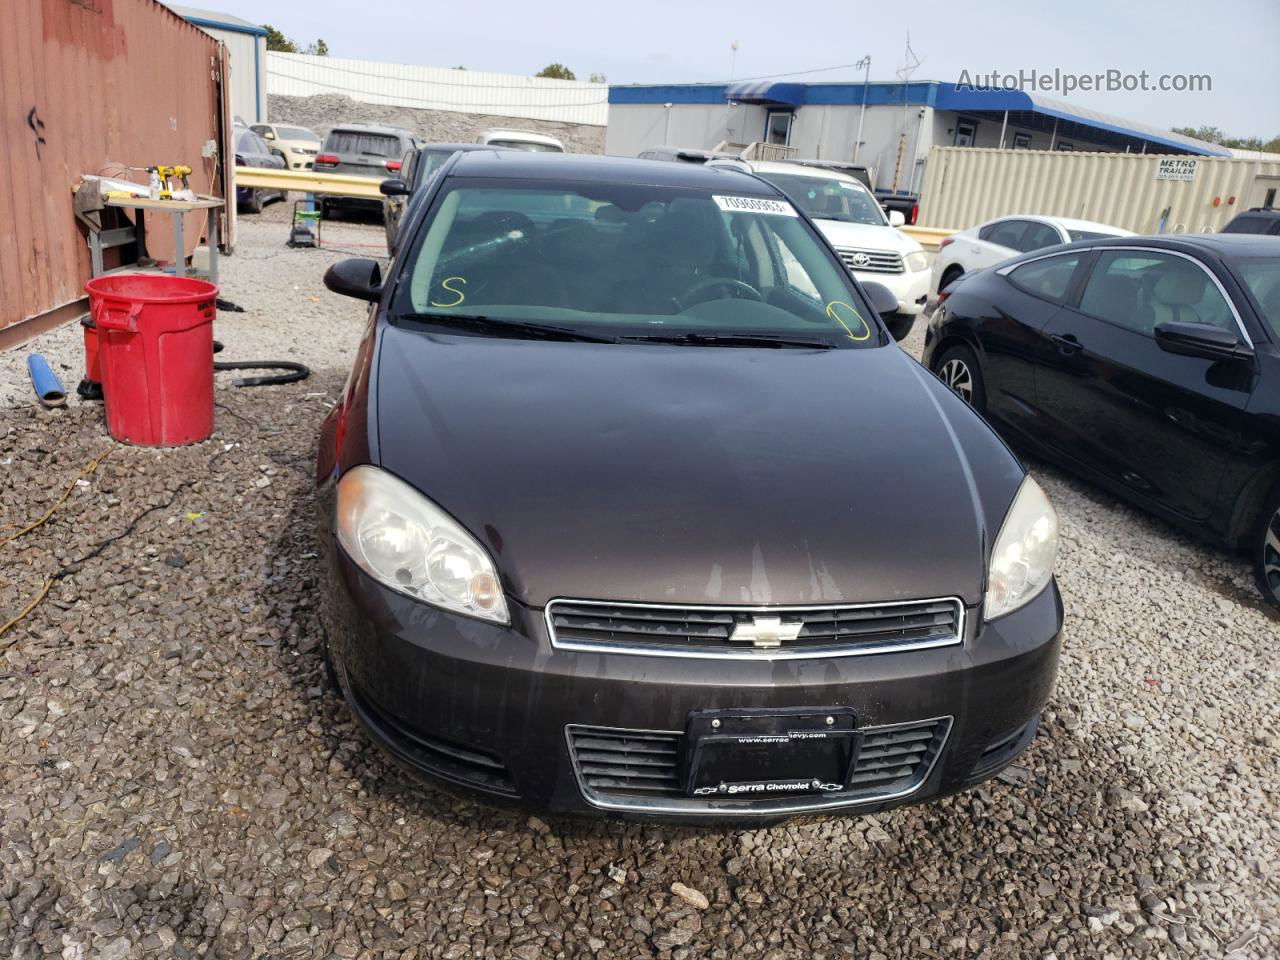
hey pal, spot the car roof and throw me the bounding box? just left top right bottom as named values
left=328, top=122, right=413, bottom=136
left=1004, top=232, right=1280, bottom=264
left=447, top=151, right=781, bottom=193
left=419, top=143, right=507, bottom=153
left=987, top=214, right=1130, bottom=233
left=738, top=159, right=865, bottom=184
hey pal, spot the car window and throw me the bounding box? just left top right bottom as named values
left=1068, top=229, right=1120, bottom=242
left=1234, top=258, right=1280, bottom=338
left=1018, top=222, right=1064, bottom=252
left=324, top=131, right=401, bottom=157
left=1078, top=251, right=1235, bottom=335
left=274, top=125, right=315, bottom=140
left=1222, top=215, right=1268, bottom=234
left=754, top=173, right=886, bottom=226
left=982, top=219, right=1028, bottom=250
left=1008, top=254, right=1083, bottom=303
left=398, top=180, right=878, bottom=347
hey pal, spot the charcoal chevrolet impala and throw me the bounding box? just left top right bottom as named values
left=316, top=152, right=1063, bottom=820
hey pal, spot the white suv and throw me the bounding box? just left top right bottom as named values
left=709, top=159, right=930, bottom=340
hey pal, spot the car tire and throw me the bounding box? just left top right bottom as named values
left=934, top=343, right=986, bottom=411
left=247, top=188, right=263, bottom=214
left=1253, top=486, right=1280, bottom=610
left=884, top=312, right=916, bottom=342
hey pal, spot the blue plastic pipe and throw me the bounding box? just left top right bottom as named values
left=27, top=354, right=67, bottom=408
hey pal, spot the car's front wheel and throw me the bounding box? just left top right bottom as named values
left=934, top=343, right=986, bottom=411
left=247, top=188, right=264, bottom=214
left=1254, top=487, right=1280, bottom=610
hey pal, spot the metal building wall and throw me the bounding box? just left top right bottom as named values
left=918, top=147, right=1280, bottom=233
left=267, top=53, right=608, bottom=127
left=0, top=0, right=227, bottom=343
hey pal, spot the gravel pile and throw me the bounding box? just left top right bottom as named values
left=0, top=214, right=1276, bottom=958
left=269, top=94, right=606, bottom=154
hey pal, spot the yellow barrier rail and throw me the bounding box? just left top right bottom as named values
left=233, top=166, right=385, bottom=199
left=900, top=225, right=956, bottom=251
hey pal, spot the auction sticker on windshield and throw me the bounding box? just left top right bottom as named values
left=713, top=195, right=798, bottom=216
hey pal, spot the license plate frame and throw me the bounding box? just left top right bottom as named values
left=683, top=708, right=858, bottom=799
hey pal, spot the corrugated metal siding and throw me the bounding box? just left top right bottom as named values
left=0, top=0, right=225, bottom=337
left=267, top=53, right=608, bottom=127
left=919, top=146, right=1280, bottom=233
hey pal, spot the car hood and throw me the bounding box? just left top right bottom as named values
left=814, top=219, right=922, bottom=253
left=373, top=327, right=1024, bottom=609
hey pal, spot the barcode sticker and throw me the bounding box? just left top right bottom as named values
left=713, top=195, right=799, bottom=216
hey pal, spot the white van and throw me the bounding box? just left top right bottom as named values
left=476, top=129, right=565, bottom=153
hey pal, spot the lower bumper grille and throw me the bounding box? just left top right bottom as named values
left=567, top=717, right=950, bottom=813
left=348, top=682, right=518, bottom=797
left=835, top=247, right=905, bottom=274
left=547, top=597, right=964, bottom=658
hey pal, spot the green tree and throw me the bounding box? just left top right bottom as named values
left=1173, top=124, right=1280, bottom=152
left=536, top=63, right=576, bottom=81
left=261, top=24, right=296, bottom=53
left=588, top=72, right=607, bottom=84
left=305, top=38, right=329, bottom=56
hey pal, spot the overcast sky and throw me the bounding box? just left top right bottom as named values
left=209, top=0, right=1279, bottom=136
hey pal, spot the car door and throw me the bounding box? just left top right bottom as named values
left=1034, top=247, right=1258, bottom=522
left=981, top=251, right=1093, bottom=435
left=966, top=219, right=1031, bottom=271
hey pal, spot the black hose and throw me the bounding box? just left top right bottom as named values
left=211, top=340, right=311, bottom=387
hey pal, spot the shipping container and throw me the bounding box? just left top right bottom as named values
left=0, top=0, right=229, bottom=347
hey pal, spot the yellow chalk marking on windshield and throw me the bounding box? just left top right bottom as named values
left=825, top=300, right=871, bottom=341
left=430, top=276, right=467, bottom=308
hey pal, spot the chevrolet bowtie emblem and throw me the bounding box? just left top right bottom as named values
left=729, top=616, right=804, bottom=648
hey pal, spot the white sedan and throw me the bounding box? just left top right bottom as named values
left=931, top=215, right=1132, bottom=294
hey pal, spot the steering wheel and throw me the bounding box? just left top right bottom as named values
left=674, top=276, right=764, bottom=310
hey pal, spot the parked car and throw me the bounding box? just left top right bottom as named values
left=637, top=146, right=741, bottom=164
left=380, top=143, right=516, bottom=250
left=316, top=152, right=1063, bottom=821
left=923, top=234, right=1280, bottom=609
left=233, top=126, right=286, bottom=214
left=1221, top=207, right=1280, bottom=236
left=476, top=129, right=564, bottom=152
left=709, top=158, right=930, bottom=340
left=314, top=122, right=420, bottom=219
left=773, top=160, right=917, bottom=224
left=250, top=122, right=321, bottom=170
left=932, top=215, right=1133, bottom=295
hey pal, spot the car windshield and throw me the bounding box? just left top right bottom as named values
left=396, top=179, right=879, bottom=347
left=487, top=140, right=563, bottom=152
left=1234, top=257, right=1280, bottom=337
left=276, top=125, right=316, bottom=141
left=755, top=173, right=887, bottom=226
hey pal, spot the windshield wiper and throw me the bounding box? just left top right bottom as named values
left=401, top=312, right=618, bottom=344
left=621, top=332, right=835, bottom=349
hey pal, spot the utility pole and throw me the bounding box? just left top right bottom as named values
left=722, top=41, right=739, bottom=143
left=891, top=32, right=921, bottom=193
left=852, top=55, right=871, bottom=165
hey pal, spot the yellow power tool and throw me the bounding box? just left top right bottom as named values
left=148, top=164, right=192, bottom=199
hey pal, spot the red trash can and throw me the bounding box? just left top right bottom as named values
left=85, top=274, right=218, bottom=447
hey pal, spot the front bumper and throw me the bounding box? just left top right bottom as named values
left=854, top=267, right=931, bottom=316
left=320, top=532, right=1061, bottom=821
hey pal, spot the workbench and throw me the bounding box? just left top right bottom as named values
left=98, top=195, right=225, bottom=284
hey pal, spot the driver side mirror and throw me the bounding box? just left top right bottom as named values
left=324, top=258, right=383, bottom=302
left=380, top=178, right=410, bottom=197
left=887, top=210, right=906, bottom=228
left=860, top=280, right=900, bottom=317
left=1154, top=321, right=1253, bottom=361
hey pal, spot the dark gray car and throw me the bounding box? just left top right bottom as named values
left=315, top=122, right=419, bottom=218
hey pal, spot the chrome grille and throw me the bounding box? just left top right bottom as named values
left=835, top=246, right=905, bottom=274
left=567, top=717, right=951, bottom=814
left=546, top=598, right=964, bottom=658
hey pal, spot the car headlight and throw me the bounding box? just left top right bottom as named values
left=336, top=465, right=509, bottom=624
left=904, top=250, right=929, bottom=273
left=985, top=476, right=1058, bottom=621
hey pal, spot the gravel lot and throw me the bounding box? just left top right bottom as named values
left=1, top=206, right=1276, bottom=959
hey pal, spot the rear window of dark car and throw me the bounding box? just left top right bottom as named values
left=324, top=131, right=402, bottom=157
left=1223, top=214, right=1277, bottom=235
